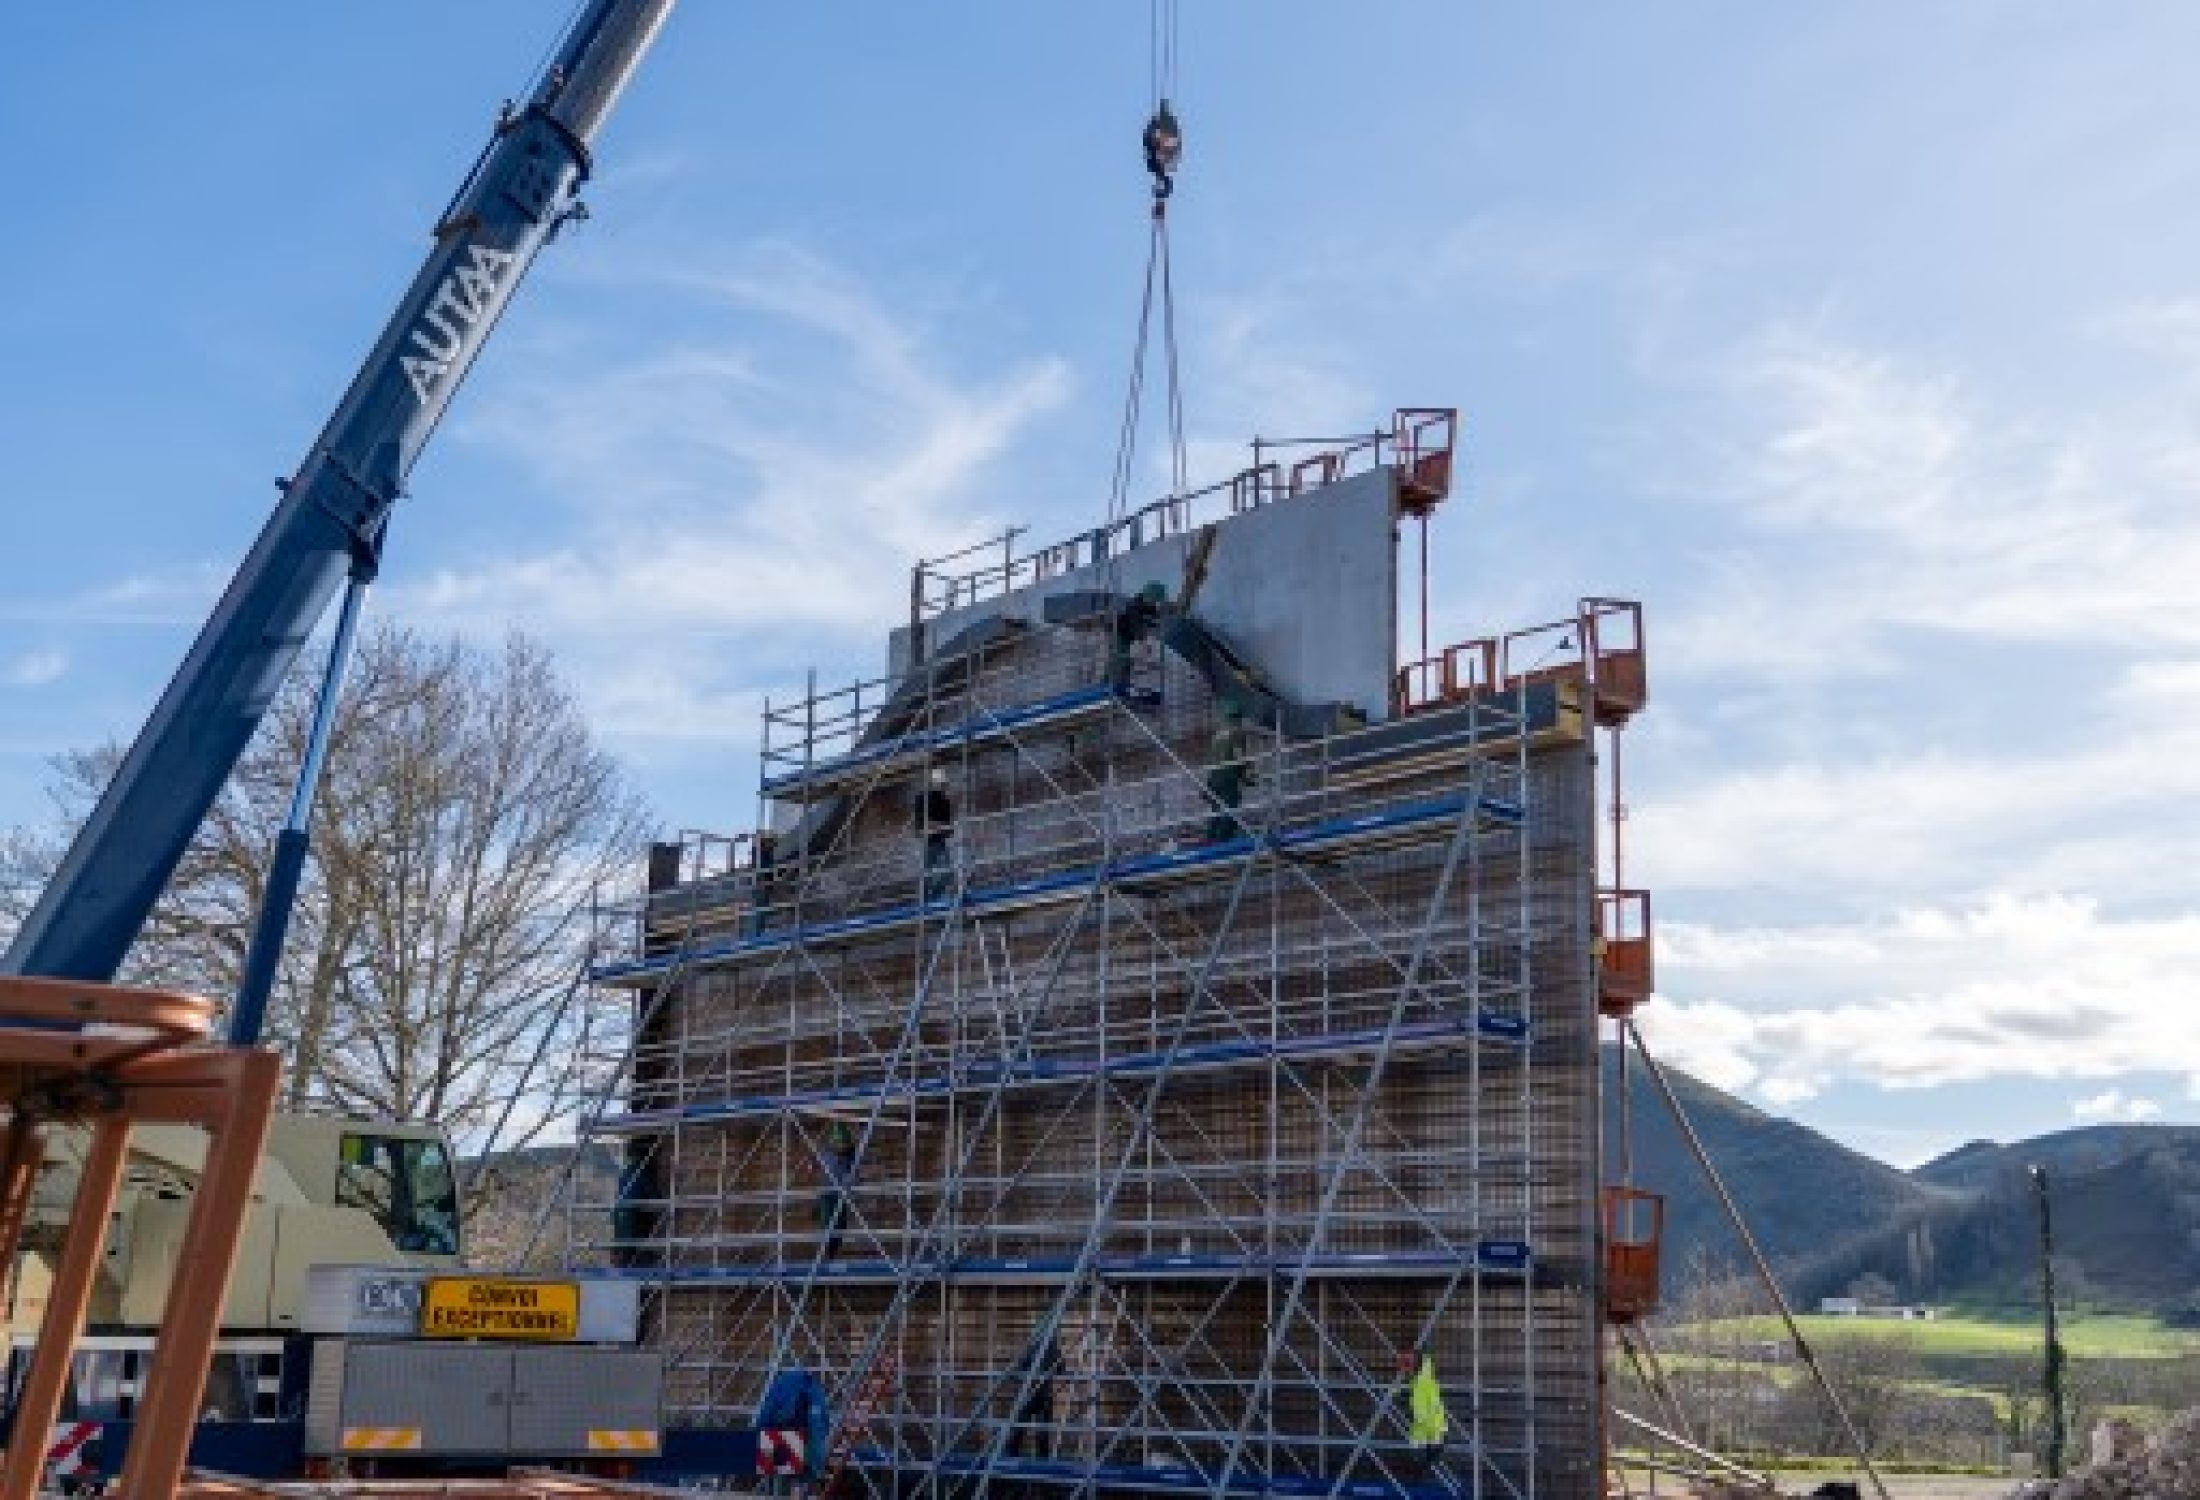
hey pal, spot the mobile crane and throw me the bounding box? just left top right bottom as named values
left=0, top=2, right=698, bottom=1485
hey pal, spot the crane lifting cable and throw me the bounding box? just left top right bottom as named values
left=1105, top=0, right=1189, bottom=532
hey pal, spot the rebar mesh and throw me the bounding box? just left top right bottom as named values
left=568, top=552, right=1603, bottom=1500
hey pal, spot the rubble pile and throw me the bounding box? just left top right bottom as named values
left=2011, top=1410, right=2200, bottom=1500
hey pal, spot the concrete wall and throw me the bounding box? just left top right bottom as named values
left=891, top=467, right=1400, bottom=721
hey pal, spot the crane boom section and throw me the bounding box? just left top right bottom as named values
left=3, top=0, right=676, bottom=983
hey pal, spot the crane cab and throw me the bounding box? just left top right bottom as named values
left=10, top=1112, right=463, bottom=1339
left=266, top=1114, right=463, bottom=1259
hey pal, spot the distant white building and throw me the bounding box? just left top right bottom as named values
left=1818, top=1296, right=1937, bottom=1321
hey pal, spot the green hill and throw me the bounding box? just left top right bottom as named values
left=1804, top=1133, right=2200, bottom=1316
left=1605, top=1051, right=2200, bottom=1318
left=1598, top=1047, right=1956, bottom=1278
left=1916, top=1124, right=2200, bottom=1194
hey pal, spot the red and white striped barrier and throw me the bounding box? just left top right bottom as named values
left=757, top=1426, right=808, bottom=1475
left=47, top=1421, right=102, bottom=1479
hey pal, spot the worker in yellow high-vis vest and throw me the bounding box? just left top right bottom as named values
left=1406, top=1349, right=1450, bottom=1473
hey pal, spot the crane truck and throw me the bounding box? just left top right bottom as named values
left=0, top=2, right=760, bottom=1486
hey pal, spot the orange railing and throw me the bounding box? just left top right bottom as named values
left=911, top=409, right=1460, bottom=622
left=1397, top=597, right=1646, bottom=724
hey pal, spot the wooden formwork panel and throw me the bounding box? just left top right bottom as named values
left=621, top=702, right=1602, bottom=1497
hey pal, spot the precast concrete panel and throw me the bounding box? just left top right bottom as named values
left=894, top=468, right=1399, bottom=721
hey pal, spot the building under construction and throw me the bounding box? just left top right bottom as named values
left=573, top=409, right=1653, bottom=1500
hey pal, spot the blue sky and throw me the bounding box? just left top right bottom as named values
left=5, top=4, right=2200, bottom=1166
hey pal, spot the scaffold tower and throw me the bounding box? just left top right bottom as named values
left=565, top=411, right=1648, bottom=1500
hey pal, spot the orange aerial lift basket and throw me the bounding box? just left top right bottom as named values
left=1392, top=408, right=1459, bottom=515
left=1596, top=889, right=1654, bottom=1019
left=1578, top=597, right=1647, bottom=728
left=1603, top=1185, right=1666, bottom=1324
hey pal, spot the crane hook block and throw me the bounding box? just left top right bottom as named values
left=1143, top=101, right=1183, bottom=198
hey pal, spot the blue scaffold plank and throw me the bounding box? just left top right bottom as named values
left=761, top=685, right=1117, bottom=798
left=857, top=1447, right=1477, bottom=1500
left=592, top=790, right=1524, bottom=987
left=603, top=1242, right=1533, bottom=1288
left=594, top=1013, right=1529, bottom=1135
left=1279, top=792, right=1525, bottom=852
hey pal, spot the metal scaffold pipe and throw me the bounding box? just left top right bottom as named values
left=1624, top=1019, right=1893, bottom=1500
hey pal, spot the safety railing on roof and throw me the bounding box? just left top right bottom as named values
left=1397, top=596, right=1646, bottom=725
left=591, top=696, right=1525, bottom=979
left=674, top=828, right=757, bottom=881
left=908, top=408, right=1458, bottom=623
left=760, top=629, right=1101, bottom=788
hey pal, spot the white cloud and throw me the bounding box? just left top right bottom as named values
left=1661, top=322, right=2200, bottom=684
left=1173, top=293, right=1378, bottom=496
left=394, top=240, right=1072, bottom=750
left=1616, top=308, right=2200, bottom=1125
left=1633, top=668, right=2200, bottom=905
left=4, top=650, right=66, bottom=687
left=1643, top=894, right=2200, bottom=1105
left=0, top=568, right=225, bottom=630
left=2072, top=1089, right=2162, bottom=1123
left=1632, top=997, right=1765, bottom=1096
left=1756, top=1074, right=1822, bottom=1108
left=2089, top=297, right=2200, bottom=373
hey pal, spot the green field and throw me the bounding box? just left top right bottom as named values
left=1643, top=1312, right=2198, bottom=1465
left=1684, top=1312, right=2197, bottom=1360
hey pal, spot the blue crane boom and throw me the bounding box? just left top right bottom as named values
left=1, top=0, right=677, bottom=987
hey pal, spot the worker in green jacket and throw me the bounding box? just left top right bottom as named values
left=816, top=1121, right=859, bottom=1259
left=1109, top=581, right=1169, bottom=701
left=1203, top=699, right=1253, bottom=843
left=1407, top=1350, right=1449, bottom=1473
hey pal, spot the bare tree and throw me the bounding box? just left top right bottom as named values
left=6, top=625, right=651, bottom=1148
left=1777, top=1331, right=1926, bottom=1458
left=1984, top=1352, right=2047, bottom=1459
left=1660, top=1245, right=1776, bottom=1454
left=0, top=826, right=49, bottom=936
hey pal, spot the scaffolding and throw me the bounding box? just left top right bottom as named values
left=565, top=417, right=1636, bottom=1500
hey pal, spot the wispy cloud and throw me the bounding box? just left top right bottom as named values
left=1642, top=892, right=2200, bottom=1108
left=1631, top=311, right=2200, bottom=1120
left=2073, top=1088, right=2162, bottom=1123
left=4, top=650, right=66, bottom=688
left=1662, top=320, right=2200, bottom=683
left=396, top=240, right=1072, bottom=754
left=1179, top=293, right=1376, bottom=480
left=0, top=569, right=225, bottom=630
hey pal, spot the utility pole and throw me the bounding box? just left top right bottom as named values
left=2030, top=1164, right=2067, bottom=1479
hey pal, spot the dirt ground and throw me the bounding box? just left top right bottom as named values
left=1772, top=1474, right=2012, bottom=1500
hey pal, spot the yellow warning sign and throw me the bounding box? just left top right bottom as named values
left=420, top=1277, right=580, bottom=1341
left=342, top=1427, right=423, bottom=1451
left=588, top=1429, right=661, bottom=1452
